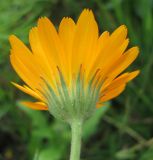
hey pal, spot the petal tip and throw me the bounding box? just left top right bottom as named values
left=9, top=35, right=17, bottom=43
left=129, top=70, right=140, bottom=80
left=119, top=25, right=128, bottom=32
left=38, top=16, right=49, bottom=25
left=21, top=101, right=48, bottom=110
left=79, top=8, right=94, bottom=19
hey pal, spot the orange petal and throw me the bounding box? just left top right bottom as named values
left=96, top=31, right=110, bottom=54
left=59, top=17, right=76, bottom=83
left=9, top=35, right=42, bottom=90
left=101, top=70, right=140, bottom=91
left=100, top=84, right=126, bottom=102
left=37, top=17, right=71, bottom=84
left=10, top=53, right=39, bottom=90
left=99, top=46, right=139, bottom=86
left=37, top=17, right=65, bottom=70
left=127, top=70, right=140, bottom=81
left=96, top=103, right=105, bottom=108
left=21, top=101, right=48, bottom=110
left=72, top=9, right=98, bottom=76
left=12, top=82, right=44, bottom=101
left=88, top=25, right=128, bottom=79
left=29, top=27, right=57, bottom=88
left=108, top=47, right=139, bottom=77
left=9, top=35, right=39, bottom=75
left=110, top=25, right=127, bottom=47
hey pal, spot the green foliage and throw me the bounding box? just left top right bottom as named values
left=0, top=0, right=153, bottom=160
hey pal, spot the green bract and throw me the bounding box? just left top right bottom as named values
left=43, top=68, right=102, bottom=123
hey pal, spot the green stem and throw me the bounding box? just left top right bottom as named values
left=70, top=119, right=83, bottom=160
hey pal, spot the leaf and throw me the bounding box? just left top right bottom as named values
left=38, top=148, right=62, bottom=160
left=115, top=149, right=136, bottom=159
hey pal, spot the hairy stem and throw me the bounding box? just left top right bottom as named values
left=70, top=119, right=83, bottom=160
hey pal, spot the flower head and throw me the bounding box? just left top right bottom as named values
left=9, top=9, right=139, bottom=121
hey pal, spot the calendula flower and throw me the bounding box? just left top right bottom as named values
left=9, top=9, right=139, bottom=160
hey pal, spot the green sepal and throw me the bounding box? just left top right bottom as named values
left=42, top=68, right=102, bottom=123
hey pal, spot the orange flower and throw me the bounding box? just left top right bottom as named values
left=9, top=9, right=139, bottom=115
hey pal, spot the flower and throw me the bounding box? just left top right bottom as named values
left=9, top=9, right=139, bottom=121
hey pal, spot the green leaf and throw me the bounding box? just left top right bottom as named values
left=38, top=148, right=62, bottom=160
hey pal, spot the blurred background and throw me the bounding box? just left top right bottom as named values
left=0, top=0, right=153, bottom=159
